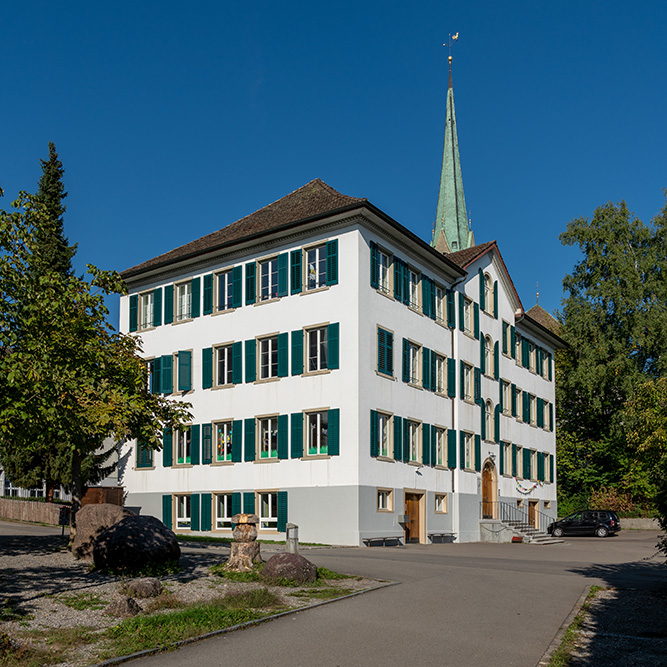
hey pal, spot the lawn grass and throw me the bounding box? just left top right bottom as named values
left=58, top=592, right=106, bottom=611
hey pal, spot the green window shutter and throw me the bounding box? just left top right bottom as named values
left=153, top=288, right=163, bottom=327
left=422, top=422, right=431, bottom=466
left=499, top=442, right=505, bottom=475
left=202, top=424, right=212, bottom=464
left=327, top=323, right=339, bottom=370
left=178, top=351, right=192, bottom=392
left=402, top=338, right=410, bottom=383
left=430, top=425, right=437, bottom=465
left=243, top=492, right=255, bottom=515
left=537, top=398, right=544, bottom=428
left=521, top=339, right=529, bottom=368
left=402, top=264, right=410, bottom=306
left=422, top=276, right=431, bottom=318
left=277, top=414, right=289, bottom=460
left=550, top=454, right=554, bottom=482
left=129, top=295, right=138, bottom=332
left=190, top=425, right=200, bottom=465
left=231, top=493, right=241, bottom=517
left=393, top=416, right=403, bottom=462
left=460, top=360, right=465, bottom=398
left=328, top=408, right=340, bottom=456
left=326, top=239, right=338, bottom=286
left=386, top=331, right=393, bottom=374
left=447, top=429, right=457, bottom=468
left=277, top=332, right=288, bottom=377
left=499, top=379, right=504, bottom=411
left=277, top=491, right=288, bottom=532
left=203, top=274, right=213, bottom=315
left=537, top=452, right=545, bottom=482
left=447, top=358, right=456, bottom=397
left=394, top=259, right=403, bottom=301
left=200, top=493, right=212, bottom=531
left=290, top=249, right=302, bottom=294
left=403, top=419, right=410, bottom=463
left=478, top=268, right=485, bottom=311
left=447, top=290, right=456, bottom=328
left=202, top=348, right=213, bottom=389
left=190, top=494, right=200, bottom=531
left=474, top=367, right=481, bottom=403
left=164, top=284, right=174, bottom=324
left=430, top=350, right=436, bottom=391
left=523, top=392, right=530, bottom=423
left=510, top=326, right=516, bottom=359
left=151, top=357, right=161, bottom=394
left=162, top=495, right=172, bottom=529
left=291, top=413, right=304, bottom=458
left=502, top=322, right=508, bottom=354
left=232, top=266, right=243, bottom=308
left=370, top=242, right=379, bottom=288
left=161, top=355, right=173, bottom=394
left=458, top=292, right=465, bottom=331
left=523, top=449, right=531, bottom=479
left=422, top=348, right=431, bottom=391
left=512, top=443, right=517, bottom=476
left=473, top=303, right=480, bottom=339
left=494, top=405, right=501, bottom=443
left=549, top=403, right=554, bottom=431
left=277, top=253, right=288, bottom=297
left=480, top=403, right=486, bottom=441
left=245, top=340, right=256, bottom=383
left=232, top=342, right=242, bottom=384
left=537, top=347, right=543, bottom=375
left=479, top=335, right=486, bottom=375
left=370, top=410, right=379, bottom=457
left=244, top=419, right=256, bottom=462
left=474, top=435, right=481, bottom=472
left=291, top=330, right=303, bottom=375
left=511, top=384, right=517, bottom=416
left=494, top=341, right=499, bottom=380
left=232, top=420, right=242, bottom=462
left=162, top=428, right=173, bottom=467
left=493, top=281, right=498, bottom=318
left=245, top=262, right=256, bottom=305
left=459, top=431, right=465, bottom=469
left=548, top=353, right=553, bottom=381
left=377, top=329, right=386, bottom=374
left=191, top=277, right=201, bottom=318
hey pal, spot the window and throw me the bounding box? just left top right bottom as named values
left=434, top=284, right=445, bottom=323
left=259, top=492, right=277, bottom=529
left=516, top=388, right=523, bottom=422
left=377, top=488, right=393, bottom=511
left=408, top=268, right=420, bottom=309
left=216, top=345, right=234, bottom=386
left=377, top=249, right=391, bottom=293
left=529, top=342, right=536, bottom=372
left=435, top=427, right=446, bottom=466
left=484, top=335, right=493, bottom=375
left=136, top=443, right=153, bottom=468
left=516, top=445, right=523, bottom=479
left=543, top=453, right=551, bottom=483
left=435, top=494, right=447, bottom=513
left=176, top=282, right=192, bottom=321
left=407, top=420, right=420, bottom=462
left=503, top=380, right=512, bottom=415
left=544, top=500, right=551, bottom=510
left=258, top=417, right=278, bottom=459
left=216, top=494, right=233, bottom=529
left=176, top=429, right=191, bottom=464
left=176, top=495, right=191, bottom=529
left=259, top=336, right=279, bottom=379
left=542, top=353, right=551, bottom=380
left=216, top=421, right=233, bottom=462
left=530, top=395, right=538, bottom=425
left=377, top=327, right=393, bottom=376
left=503, top=442, right=512, bottom=474
left=405, top=341, right=420, bottom=385
left=531, top=450, right=538, bottom=480
left=434, top=354, right=446, bottom=394
left=306, top=411, right=328, bottom=456
left=376, top=412, right=392, bottom=458
left=485, top=400, right=494, bottom=441
left=463, top=297, right=473, bottom=333
left=515, top=332, right=522, bottom=363
left=483, top=273, right=493, bottom=314
left=260, top=257, right=279, bottom=301
left=307, top=326, right=328, bottom=372
left=217, top=270, right=234, bottom=311
left=139, top=292, right=154, bottom=330
left=464, top=432, right=474, bottom=469
left=463, top=363, right=474, bottom=402
left=502, top=321, right=510, bottom=355
left=306, top=245, right=327, bottom=291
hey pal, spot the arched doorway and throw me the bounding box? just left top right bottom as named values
left=481, top=459, right=498, bottom=519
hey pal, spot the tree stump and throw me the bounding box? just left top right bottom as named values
left=224, top=513, right=261, bottom=572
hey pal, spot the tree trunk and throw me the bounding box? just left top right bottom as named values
left=68, top=450, right=83, bottom=549
left=45, top=481, right=55, bottom=503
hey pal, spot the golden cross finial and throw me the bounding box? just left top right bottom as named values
left=443, top=32, right=459, bottom=69
left=536, top=282, right=540, bottom=305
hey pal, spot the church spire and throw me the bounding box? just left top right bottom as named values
left=432, top=37, right=474, bottom=252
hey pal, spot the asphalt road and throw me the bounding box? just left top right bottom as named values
left=124, top=531, right=665, bottom=667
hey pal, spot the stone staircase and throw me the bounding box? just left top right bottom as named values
left=502, top=519, right=564, bottom=545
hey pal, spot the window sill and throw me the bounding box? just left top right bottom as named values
left=434, top=510, right=448, bottom=515
left=212, top=307, right=237, bottom=316
left=407, top=382, right=423, bottom=390
left=254, top=377, right=280, bottom=385
left=212, top=383, right=236, bottom=390
left=303, top=368, right=331, bottom=377
left=302, top=285, right=329, bottom=295
left=376, top=371, right=395, bottom=380
left=408, top=305, right=423, bottom=316
left=376, top=508, right=394, bottom=514
left=254, top=297, right=281, bottom=306
left=172, top=464, right=193, bottom=469
left=433, top=464, right=448, bottom=470
left=135, top=466, right=155, bottom=471
left=375, top=287, right=393, bottom=300
left=173, top=317, right=194, bottom=325
left=210, top=460, right=235, bottom=467
left=253, top=457, right=280, bottom=464
left=137, top=325, right=157, bottom=333
left=301, top=454, right=331, bottom=461
left=407, top=460, right=422, bottom=467
left=376, top=455, right=395, bottom=463
left=463, top=397, right=476, bottom=405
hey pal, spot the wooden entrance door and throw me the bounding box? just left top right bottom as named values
left=482, top=464, right=493, bottom=518
left=404, top=493, right=421, bottom=543
left=528, top=501, right=538, bottom=529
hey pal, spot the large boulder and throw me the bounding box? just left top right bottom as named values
left=72, top=503, right=135, bottom=561
left=261, top=553, right=317, bottom=585
left=106, top=596, right=141, bottom=618
left=124, top=578, right=162, bottom=599
left=93, top=515, right=180, bottom=573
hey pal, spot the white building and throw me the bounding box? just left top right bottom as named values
left=118, top=68, right=563, bottom=546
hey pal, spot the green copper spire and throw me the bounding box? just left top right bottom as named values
left=432, top=59, right=474, bottom=252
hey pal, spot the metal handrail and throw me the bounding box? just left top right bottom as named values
left=480, top=500, right=553, bottom=532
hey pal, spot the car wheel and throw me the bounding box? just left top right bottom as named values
left=553, top=527, right=564, bottom=537
left=595, top=526, right=608, bottom=538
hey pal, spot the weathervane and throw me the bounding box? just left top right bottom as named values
left=444, top=32, right=459, bottom=71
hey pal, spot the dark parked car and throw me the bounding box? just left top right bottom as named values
left=547, top=510, right=621, bottom=538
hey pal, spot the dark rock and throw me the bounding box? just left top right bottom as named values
left=106, top=596, right=141, bottom=618
left=93, top=515, right=180, bottom=573
left=262, top=553, right=317, bottom=584
left=125, top=578, right=162, bottom=598
left=72, top=503, right=135, bottom=561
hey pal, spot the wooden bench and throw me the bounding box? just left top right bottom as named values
left=428, top=532, right=456, bottom=544
left=362, top=536, right=403, bottom=547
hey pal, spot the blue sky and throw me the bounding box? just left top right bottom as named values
left=2, top=1, right=666, bottom=326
